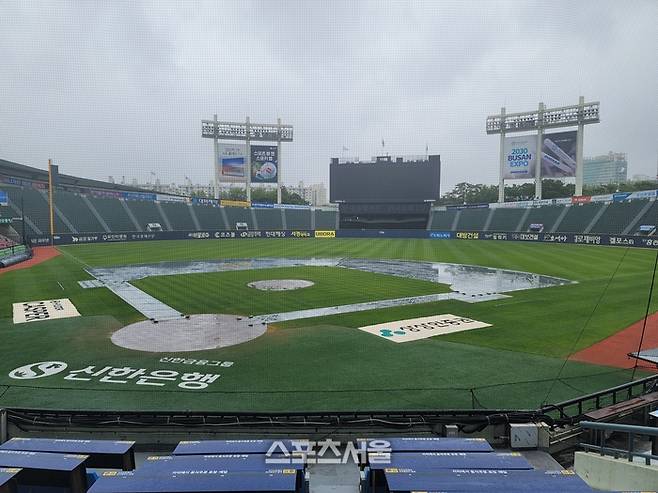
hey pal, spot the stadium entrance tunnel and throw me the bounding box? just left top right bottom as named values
left=111, top=314, right=268, bottom=352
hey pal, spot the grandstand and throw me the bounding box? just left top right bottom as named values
left=192, top=203, right=226, bottom=229
left=86, top=196, right=136, bottom=232
left=589, top=200, right=650, bottom=234
left=455, top=207, right=489, bottom=231
left=486, top=207, right=527, bottom=232
left=254, top=207, right=284, bottom=229
left=519, top=205, right=566, bottom=232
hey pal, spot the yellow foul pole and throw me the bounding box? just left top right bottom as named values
left=48, top=159, right=55, bottom=242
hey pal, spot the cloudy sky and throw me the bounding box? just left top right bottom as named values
left=1, top=0, right=656, bottom=192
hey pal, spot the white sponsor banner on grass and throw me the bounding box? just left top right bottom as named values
left=359, top=314, right=491, bottom=343
left=12, top=298, right=81, bottom=324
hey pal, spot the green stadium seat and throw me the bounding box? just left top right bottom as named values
left=88, top=196, right=136, bottom=232
left=224, top=206, right=253, bottom=229
left=254, top=208, right=283, bottom=229
left=520, top=205, right=565, bottom=232
left=193, top=204, right=225, bottom=229
left=284, top=209, right=312, bottom=229
left=429, top=210, right=458, bottom=230
left=487, top=208, right=526, bottom=231
left=589, top=200, right=649, bottom=234
left=54, top=190, right=104, bottom=233
left=455, top=208, right=489, bottom=230
left=556, top=203, right=602, bottom=233
left=314, top=209, right=337, bottom=229
left=160, top=202, right=195, bottom=231
left=125, top=200, right=164, bottom=231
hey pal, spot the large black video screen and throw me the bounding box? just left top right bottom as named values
left=330, top=156, right=441, bottom=203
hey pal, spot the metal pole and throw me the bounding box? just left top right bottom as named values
left=21, top=185, right=26, bottom=245
left=212, top=114, right=220, bottom=200
left=246, top=116, right=251, bottom=203
left=535, top=102, right=544, bottom=200
left=575, top=96, right=585, bottom=196
left=498, top=107, right=506, bottom=203
left=48, top=159, right=55, bottom=244
left=0, top=408, right=7, bottom=443
left=277, top=117, right=282, bottom=205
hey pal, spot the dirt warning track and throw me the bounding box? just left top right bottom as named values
left=0, top=246, right=60, bottom=275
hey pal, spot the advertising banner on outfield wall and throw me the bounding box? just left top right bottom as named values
left=542, top=131, right=577, bottom=178
left=218, top=143, right=248, bottom=183
left=0, top=190, right=7, bottom=206
left=250, top=145, right=278, bottom=184
left=503, top=135, right=537, bottom=179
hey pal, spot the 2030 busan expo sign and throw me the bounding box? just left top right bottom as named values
left=359, top=314, right=491, bottom=343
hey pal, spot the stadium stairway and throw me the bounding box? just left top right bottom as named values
left=193, top=203, right=226, bottom=229
left=588, top=200, right=648, bottom=234
left=159, top=202, right=197, bottom=231
left=87, top=196, right=138, bottom=232
left=627, top=200, right=658, bottom=234
left=455, top=207, right=489, bottom=230
left=55, top=190, right=104, bottom=233
left=555, top=203, right=602, bottom=233
left=520, top=205, right=565, bottom=232
left=486, top=208, right=528, bottom=232
left=124, top=199, right=164, bottom=231
left=81, top=195, right=111, bottom=232
left=224, top=206, right=253, bottom=230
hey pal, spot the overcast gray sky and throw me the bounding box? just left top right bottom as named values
left=1, top=0, right=656, bottom=192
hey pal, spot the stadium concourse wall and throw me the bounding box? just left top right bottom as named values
left=26, top=228, right=658, bottom=249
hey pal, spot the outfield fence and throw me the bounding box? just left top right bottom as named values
left=25, top=229, right=658, bottom=249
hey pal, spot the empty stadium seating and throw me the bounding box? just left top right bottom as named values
left=455, top=207, right=489, bottom=230
left=487, top=208, right=527, bottom=231
left=315, top=209, right=338, bottom=229
left=5, top=186, right=51, bottom=235
left=125, top=200, right=165, bottom=231
left=254, top=208, right=283, bottom=229
left=556, top=203, right=602, bottom=233
left=193, top=203, right=225, bottom=229
left=5, top=180, right=656, bottom=239
left=55, top=190, right=104, bottom=233
left=428, top=209, right=458, bottom=230
left=284, top=208, right=312, bottom=229
left=589, top=200, right=648, bottom=234
left=634, top=200, right=658, bottom=232
left=160, top=202, right=195, bottom=231
left=87, top=196, right=136, bottom=232
left=519, top=205, right=565, bottom=232
left=224, top=206, right=253, bottom=229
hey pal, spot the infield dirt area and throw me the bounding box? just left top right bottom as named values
left=570, top=312, right=658, bottom=372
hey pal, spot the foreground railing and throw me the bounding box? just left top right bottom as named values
left=580, top=421, right=658, bottom=465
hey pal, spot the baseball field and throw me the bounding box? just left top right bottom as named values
left=0, top=238, right=656, bottom=412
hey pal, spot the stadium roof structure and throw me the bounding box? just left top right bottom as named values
left=0, top=158, right=160, bottom=195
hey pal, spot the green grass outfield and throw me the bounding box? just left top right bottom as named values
left=0, top=238, right=656, bottom=412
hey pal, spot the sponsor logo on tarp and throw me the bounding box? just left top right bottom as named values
left=358, top=314, right=491, bottom=343
left=315, top=230, right=336, bottom=238
left=9, top=361, right=68, bottom=379
left=12, top=298, right=81, bottom=324
left=8, top=361, right=226, bottom=390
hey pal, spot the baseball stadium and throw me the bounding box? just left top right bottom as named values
left=1, top=1, right=657, bottom=491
